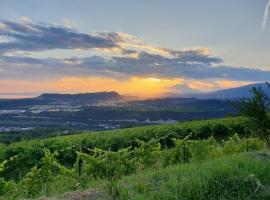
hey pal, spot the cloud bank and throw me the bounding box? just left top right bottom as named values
left=0, top=19, right=269, bottom=90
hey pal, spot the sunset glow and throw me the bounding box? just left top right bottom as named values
left=0, top=1, right=269, bottom=98
left=0, top=77, right=254, bottom=98
left=0, top=77, right=182, bottom=98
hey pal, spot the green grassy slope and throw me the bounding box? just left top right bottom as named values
left=0, top=117, right=250, bottom=182
left=112, top=152, right=270, bottom=200
left=18, top=152, right=269, bottom=200
left=0, top=116, right=269, bottom=200
left=0, top=117, right=248, bottom=160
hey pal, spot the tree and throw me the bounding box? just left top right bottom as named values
left=235, top=83, right=270, bottom=145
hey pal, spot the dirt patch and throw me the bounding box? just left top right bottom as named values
left=65, top=189, right=107, bottom=200
left=38, top=189, right=108, bottom=200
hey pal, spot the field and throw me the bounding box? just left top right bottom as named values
left=0, top=116, right=269, bottom=200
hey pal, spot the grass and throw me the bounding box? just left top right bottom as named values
left=28, top=151, right=270, bottom=200
left=111, top=152, right=270, bottom=200
left=15, top=151, right=270, bottom=200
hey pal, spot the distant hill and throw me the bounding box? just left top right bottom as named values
left=170, top=83, right=201, bottom=94
left=0, top=91, right=126, bottom=109
left=36, top=91, right=123, bottom=102
left=194, top=83, right=270, bottom=99
left=160, top=84, right=203, bottom=98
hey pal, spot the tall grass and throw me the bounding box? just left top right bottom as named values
left=113, top=152, right=270, bottom=200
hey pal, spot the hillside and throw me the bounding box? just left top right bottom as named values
left=1, top=116, right=270, bottom=200
left=0, top=91, right=125, bottom=109
left=115, top=152, right=270, bottom=200
left=0, top=117, right=249, bottom=162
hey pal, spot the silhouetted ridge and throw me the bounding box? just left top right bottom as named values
left=37, top=91, right=122, bottom=101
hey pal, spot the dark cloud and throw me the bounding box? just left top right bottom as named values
left=0, top=20, right=122, bottom=54
left=1, top=52, right=269, bottom=82
left=110, top=53, right=270, bottom=81
left=170, top=50, right=222, bottom=64
left=0, top=20, right=269, bottom=82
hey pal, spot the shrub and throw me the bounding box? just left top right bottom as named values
left=133, top=139, right=161, bottom=170
left=234, top=84, right=270, bottom=144
left=213, top=124, right=229, bottom=138
left=76, top=147, right=136, bottom=179
left=223, top=134, right=264, bottom=154
left=0, top=178, right=17, bottom=199
left=197, top=125, right=212, bottom=139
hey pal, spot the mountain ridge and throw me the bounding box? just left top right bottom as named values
left=191, top=82, right=270, bottom=99
left=36, top=91, right=122, bottom=101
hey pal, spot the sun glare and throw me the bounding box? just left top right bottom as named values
left=147, top=78, right=162, bottom=82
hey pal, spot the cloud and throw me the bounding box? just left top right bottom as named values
left=1, top=52, right=269, bottom=82
left=262, top=0, right=270, bottom=30
left=166, top=80, right=254, bottom=94
left=215, top=80, right=253, bottom=89
left=0, top=20, right=124, bottom=55
left=61, top=19, right=74, bottom=29
left=17, top=16, right=33, bottom=23
left=0, top=20, right=213, bottom=58
left=0, top=19, right=269, bottom=85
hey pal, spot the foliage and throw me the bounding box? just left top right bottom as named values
left=235, top=84, right=270, bottom=144
left=0, top=116, right=268, bottom=199
left=0, top=128, right=70, bottom=144
left=222, top=134, right=264, bottom=154
left=133, top=139, right=162, bottom=169
left=0, top=117, right=249, bottom=167
left=76, top=147, right=136, bottom=180
left=0, top=134, right=265, bottom=199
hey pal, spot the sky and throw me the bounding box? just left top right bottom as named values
left=0, top=0, right=269, bottom=98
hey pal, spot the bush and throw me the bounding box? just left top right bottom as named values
left=76, top=147, right=136, bottom=179
left=213, top=124, right=229, bottom=137
left=197, top=125, right=212, bottom=139
left=133, top=140, right=161, bottom=170
left=223, top=134, right=264, bottom=154
left=0, top=178, right=17, bottom=199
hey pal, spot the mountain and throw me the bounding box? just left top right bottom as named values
left=162, top=84, right=202, bottom=98
left=170, top=83, right=201, bottom=94
left=0, top=91, right=125, bottom=109
left=36, top=91, right=123, bottom=102
left=194, top=83, right=270, bottom=99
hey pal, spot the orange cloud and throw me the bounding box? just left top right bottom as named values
left=216, top=80, right=254, bottom=89
left=187, top=81, right=217, bottom=91
left=0, top=79, right=54, bottom=93
left=185, top=80, right=254, bottom=92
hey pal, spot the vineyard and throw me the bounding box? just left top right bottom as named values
left=0, top=116, right=270, bottom=199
